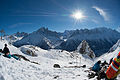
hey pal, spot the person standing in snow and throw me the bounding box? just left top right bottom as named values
left=2, top=44, right=10, bottom=56
left=106, top=52, right=120, bottom=80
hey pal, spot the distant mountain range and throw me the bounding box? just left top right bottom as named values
left=13, top=27, right=120, bottom=56
left=13, top=28, right=63, bottom=49
left=14, top=32, right=28, bottom=38
left=7, top=32, right=28, bottom=42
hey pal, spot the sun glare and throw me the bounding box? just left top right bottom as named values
left=71, top=11, right=85, bottom=20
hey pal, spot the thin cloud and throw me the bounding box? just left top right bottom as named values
left=15, top=10, right=58, bottom=15
left=12, top=9, right=58, bottom=17
left=92, top=6, right=109, bottom=21
left=92, top=19, right=99, bottom=24
left=11, top=14, right=56, bottom=17
left=9, top=23, right=33, bottom=28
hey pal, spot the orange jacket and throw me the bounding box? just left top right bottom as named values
left=106, top=52, right=120, bottom=79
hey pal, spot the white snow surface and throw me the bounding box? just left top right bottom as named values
left=108, top=39, right=120, bottom=53
left=0, top=40, right=120, bottom=80
left=98, top=39, right=120, bottom=63
left=0, top=40, right=94, bottom=80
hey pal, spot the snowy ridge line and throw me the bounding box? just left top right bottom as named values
left=13, top=27, right=120, bottom=56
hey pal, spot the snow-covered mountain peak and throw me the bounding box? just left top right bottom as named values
left=14, top=32, right=28, bottom=37
left=36, top=27, right=49, bottom=33
left=77, top=40, right=95, bottom=59
left=91, top=27, right=119, bottom=34
left=13, top=27, right=63, bottom=49
left=93, top=27, right=109, bottom=31
left=13, top=27, right=120, bottom=56
left=4, top=32, right=28, bottom=44
left=108, top=39, right=120, bottom=53
left=33, top=27, right=60, bottom=38
left=0, top=40, right=96, bottom=80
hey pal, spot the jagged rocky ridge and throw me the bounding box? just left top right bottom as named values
left=7, top=32, right=28, bottom=41
left=13, top=27, right=63, bottom=49
left=13, top=27, right=120, bottom=56
left=77, top=40, right=95, bottom=59
left=108, top=39, right=120, bottom=53
left=56, top=27, right=120, bottom=56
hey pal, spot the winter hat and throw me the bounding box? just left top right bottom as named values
left=5, top=44, right=7, bottom=47
left=98, top=60, right=101, bottom=64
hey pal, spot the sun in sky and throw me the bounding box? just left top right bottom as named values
left=71, top=10, right=86, bottom=20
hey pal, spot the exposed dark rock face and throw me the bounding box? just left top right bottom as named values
left=53, top=64, right=60, bottom=68
left=77, top=40, right=95, bottom=59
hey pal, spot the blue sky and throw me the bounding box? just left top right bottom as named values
left=0, top=0, right=120, bottom=34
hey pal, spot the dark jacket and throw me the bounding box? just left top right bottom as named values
left=2, top=46, right=10, bottom=55
left=92, top=62, right=101, bottom=72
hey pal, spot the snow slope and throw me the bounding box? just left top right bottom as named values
left=0, top=40, right=96, bottom=80
left=1, top=38, right=120, bottom=80
left=96, top=39, right=120, bottom=79
left=98, top=39, right=120, bottom=62
left=108, top=39, right=120, bottom=53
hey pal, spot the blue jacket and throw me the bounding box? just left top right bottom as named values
left=92, top=62, right=101, bottom=72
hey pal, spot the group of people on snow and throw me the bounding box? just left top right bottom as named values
left=90, top=52, right=120, bottom=80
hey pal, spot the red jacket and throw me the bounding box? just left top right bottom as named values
left=106, top=52, right=120, bottom=79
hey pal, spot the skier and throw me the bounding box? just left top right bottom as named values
left=106, top=52, right=120, bottom=80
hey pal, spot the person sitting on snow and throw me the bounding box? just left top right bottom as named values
left=2, top=44, right=19, bottom=60
left=88, top=60, right=101, bottom=79
left=92, top=60, right=101, bottom=72
left=2, top=44, right=10, bottom=57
